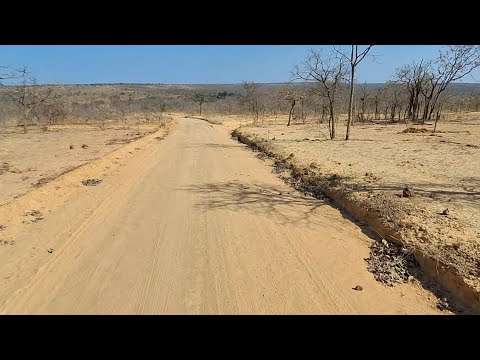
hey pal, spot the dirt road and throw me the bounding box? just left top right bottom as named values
left=0, top=118, right=441, bottom=314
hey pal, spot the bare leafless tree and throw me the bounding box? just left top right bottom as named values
left=192, top=92, right=206, bottom=116
left=5, top=67, right=56, bottom=133
left=34, top=85, right=72, bottom=131
left=95, top=101, right=114, bottom=130
left=429, top=46, right=480, bottom=131
left=266, top=88, right=285, bottom=123
left=372, top=87, right=386, bottom=120
left=384, top=81, right=402, bottom=121
left=293, top=49, right=346, bottom=139
left=298, top=87, right=309, bottom=124
left=284, top=89, right=297, bottom=126
left=395, top=60, right=431, bottom=123
left=357, top=83, right=370, bottom=122
left=242, top=81, right=261, bottom=123
left=334, top=45, right=373, bottom=140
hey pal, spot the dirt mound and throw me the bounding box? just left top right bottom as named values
left=401, top=127, right=430, bottom=134
left=25, top=210, right=42, bottom=217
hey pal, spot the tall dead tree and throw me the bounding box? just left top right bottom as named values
left=334, top=45, right=373, bottom=140
left=293, top=50, right=346, bottom=139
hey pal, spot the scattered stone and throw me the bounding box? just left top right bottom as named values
left=0, top=224, right=6, bottom=231
left=272, top=136, right=276, bottom=140
left=81, top=144, right=88, bottom=149
left=437, top=297, right=451, bottom=311
left=255, top=152, right=267, bottom=160
left=403, top=186, right=412, bottom=198
left=0, top=239, right=15, bottom=246
left=441, top=208, right=449, bottom=216
left=69, top=145, right=74, bottom=149
left=47, top=248, right=54, bottom=254
left=353, top=285, right=363, bottom=291
left=81, top=178, right=103, bottom=187
left=25, top=210, right=42, bottom=217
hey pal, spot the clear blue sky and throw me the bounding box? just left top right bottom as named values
left=1, top=45, right=479, bottom=84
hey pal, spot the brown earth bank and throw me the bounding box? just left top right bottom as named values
left=230, top=114, right=480, bottom=313
left=0, top=117, right=445, bottom=314
left=0, top=121, right=170, bottom=206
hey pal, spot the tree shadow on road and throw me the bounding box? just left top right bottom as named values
left=180, top=181, right=328, bottom=226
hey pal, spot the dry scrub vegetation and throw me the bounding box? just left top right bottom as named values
left=0, top=68, right=177, bottom=205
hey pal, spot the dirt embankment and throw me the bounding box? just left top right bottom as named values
left=0, top=121, right=173, bottom=252
left=232, top=120, right=480, bottom=313
left=0, top=121, right=170, bottom=207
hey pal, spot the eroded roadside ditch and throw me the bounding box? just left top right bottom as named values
left=232, top=129, right=479, bottom=314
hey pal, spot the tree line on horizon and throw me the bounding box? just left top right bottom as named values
left=1, top=45, right=480, bottom=136
left=237, top=45, right=480, bottom=139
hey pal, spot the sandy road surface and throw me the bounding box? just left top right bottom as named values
left=0, top=118, right=441, bottom=314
